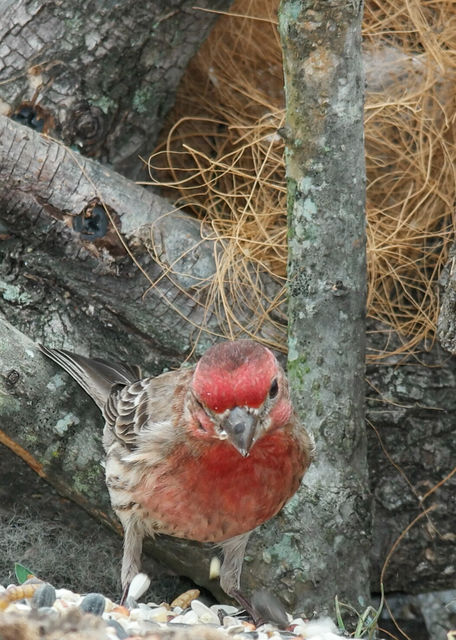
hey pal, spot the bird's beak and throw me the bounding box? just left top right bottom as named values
left=222, top=406, right=257, bottom=457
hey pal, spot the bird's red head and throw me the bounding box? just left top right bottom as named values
left=192, top=340, right=278, bottom=413
left=190, top=340, right=290, bottom=456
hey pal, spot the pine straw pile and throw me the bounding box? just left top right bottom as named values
left=147, top=0, right=456, bottom=359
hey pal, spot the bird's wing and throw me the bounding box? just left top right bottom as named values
left=39, top=345, right=141, bottom=409
left=103, top=367, right=195, bottom=463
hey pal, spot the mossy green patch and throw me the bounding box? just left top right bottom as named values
left=265, top=531, right=303, bottom=569
left=288, top=356, right=310, bottom=387
left=0, top=283, right=32, bottom=305
left=132, top=87, right=156, bottom=114
left=286, top=176, right=297, bottom=220
left=72, top=463, right=104, bottom=498
left=91, top=96, right=116, bottom=114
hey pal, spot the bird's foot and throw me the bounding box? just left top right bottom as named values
left=231, top=589, right=265, bottom=627
left=120, top=573, right=151, bottom=607
left=119, top=584, right=130, bottom=607
left=232, top=589, right=289, bottom=629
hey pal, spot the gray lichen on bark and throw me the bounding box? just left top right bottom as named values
left=278, top=0, right=370, bottom=616
left=0, top=320, right=108, bottom=512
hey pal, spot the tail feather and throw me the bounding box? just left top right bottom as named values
left=39, top=344, right=141, bottom=409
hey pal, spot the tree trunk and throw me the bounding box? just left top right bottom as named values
left=278, top=0, right=370, bottom=617
left=0, top=0, right=233, bottom=179
left=437, top=241, right=456, bottom=354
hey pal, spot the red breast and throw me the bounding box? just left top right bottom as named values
left=134, top=428, right=307, bottom=542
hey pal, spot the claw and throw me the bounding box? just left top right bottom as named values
left=119, top=583, right=130, bottom=607
left=231, top=589, right=265, bottom=627
left=232, top=589, right=289, bottom=628
left=250, top=590, right=289, bottom=628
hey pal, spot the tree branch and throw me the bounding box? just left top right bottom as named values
left=0, top=0, right=234, bottom=178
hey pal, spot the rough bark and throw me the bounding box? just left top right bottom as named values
left=0, top=114, right=283, bottom=360
left=278, top=0, right=370, bottom=617
left=0, top=0, right=233, bottom=179
left=437, top=242, right=456, bottom=354
left=366, top=325, right=456, bottom=596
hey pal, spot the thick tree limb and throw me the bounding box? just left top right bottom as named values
left=0, top=0, right=233, bottom=179
left=0, top=114, right=282, bottom=361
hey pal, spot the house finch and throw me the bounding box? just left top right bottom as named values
left=40, top=340, right=313, bottom=613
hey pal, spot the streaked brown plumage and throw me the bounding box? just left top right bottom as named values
left=39, top=340, right=313, bottom=612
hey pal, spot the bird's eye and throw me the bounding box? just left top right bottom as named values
left=269, top=378, right=279, bottom=398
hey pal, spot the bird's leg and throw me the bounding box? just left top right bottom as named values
left=119, top=517, right=143, bottom=606
left=219, top=534, right=288, bottom=627
left=219, top=533, right=251, bottom=593
left=219, top=533, right=257, bottom=618
left=119, top=584, right=130, bottom=607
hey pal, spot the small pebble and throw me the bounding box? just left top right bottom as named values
left=224, top=619, right=247, bottom=635
left=110, top=605, right=130, bottom=617
left=141, top=605, right=169, bottom=623
left=104, top=597, right=116, bottom=612
left=31, top=606, right=59, bottom=620
left=55, top=588, right=81, bottom=603
left=129, top=604, right=162, bottom=623
left=209, top=556, right=221, bottom=579
left=191, top=599, right=220, bottom=624
left=6, top=603, right=31, bottom=613
left=242, top=621, right=257, bottom=631
left=127, top=573, right=151, bottom=601
left=169, top=609, right=199, bottom=624
left=124, top=595, right=138, bottom=609
left=170, top=589, right=200, bottom=609
left=31, top=583, right=56, bottom=609
left=0, top=582, right=351, bottom=639
left=223, top=615, right=243, bottom=628
left=79, top=592, right=106, bottom=616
